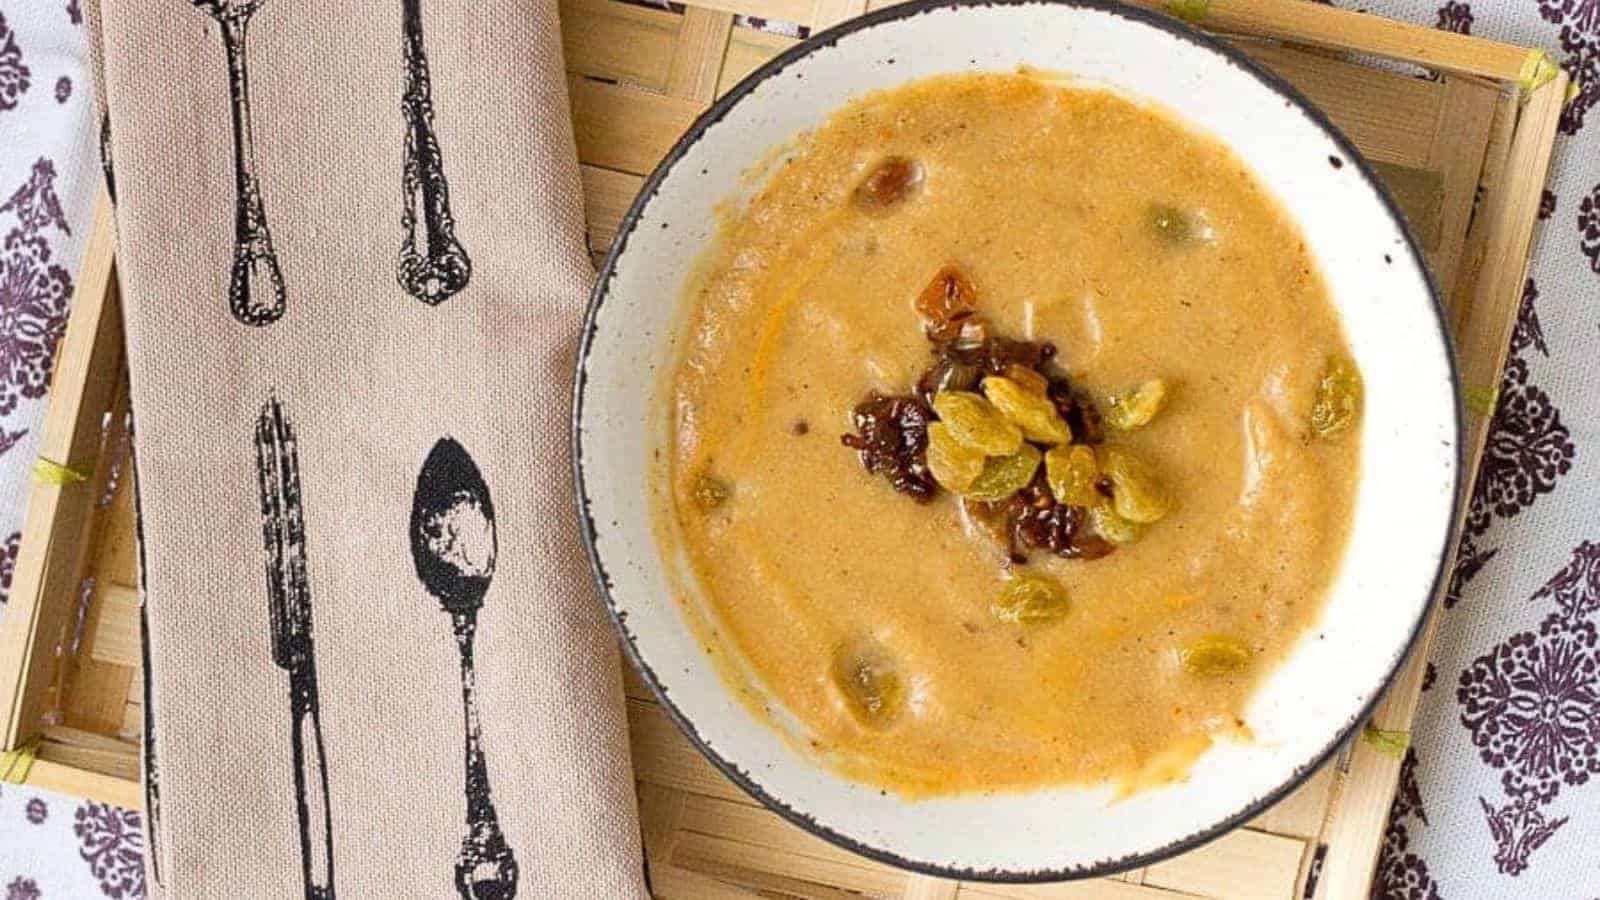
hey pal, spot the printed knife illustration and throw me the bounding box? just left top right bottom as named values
left=256, top=396, right=337, bottom=900
left=399, top=0, right=472, bottom=304
left=410, top=438, right=518, bottom=900
left=189, top=0, right=286, bottom=325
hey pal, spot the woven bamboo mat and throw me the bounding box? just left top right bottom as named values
left=0, top=1, right=1568, bottom=897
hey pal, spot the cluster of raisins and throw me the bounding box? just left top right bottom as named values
left=841, top=266, right=1114, bottom=562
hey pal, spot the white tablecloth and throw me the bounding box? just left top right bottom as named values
left=0, top=1, right=1596, bottom=897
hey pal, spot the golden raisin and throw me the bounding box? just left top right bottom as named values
left=1181, top=635, right=1252, bottom=676
left=1099, top=447, right=1172, bottom=524
left=993, top=573, right=1070, bottom=625
left=1311, top=354, right=1363, bottom=439
left=831, top=639, right=904, bottom=728
left=1105, top=378, right=1171, bottom=431
left=926, top=422, right=986, bottom=492
left=961, top=444, right=1041, bottom=503
left=933, top=390, right=1023, bottom=456
left=984, top=376, right=1072, bottom=444
left=1003, top=364, right=1050, bottom=395
left=1045, top=444, right=1101, bottom=507
left=854, top=156, right=924, bottom=212
left=1088, top=503, right=1141, bottom=545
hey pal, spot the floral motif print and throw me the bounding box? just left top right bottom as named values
left=1581, top=182, right=1600, bottom=274
left=1538, top=0, right=1600, bottom=52
left=73, top=802, right=145, bottom=899
left=0, top=159, right=73, bottom=418
left=1, top=158, right=69, bottom=237
left=0, top=425, right=23, bottom=456
left=54, top=76, right=69, bottom=104
left=1466, top=358, right=1576, bottom=534
left=0, top=11, right=31, bottom=114
left=1558, top=52, right=1598, bottom=134
left=1457, top=541, right=1600, bottom=875
left=1374, top=751, right=1444, bottom=899
left=66, top=0, right=82, bottom=25
left=25, top=795, right=48, bottom=824
left=1533, top=541, right=1600, bottom=626
left=4, top=878, right=40, bottom=900
left=1447, top=530, right=1499, bottom=608
left=1, top=530, right=19, bottom=606
left=1422, top=661, right=1437, bottom=692
left=1480, top=795, right=1570, bottom=875
left=1459, top=615, right=1600, bottom=801
left=1540, top=189, right=1556, bottom=220
left=1436, top=1, right=1474, bottom=33
left=1509, top=279, right=1548, bottom=357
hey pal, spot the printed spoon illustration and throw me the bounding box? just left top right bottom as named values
left=410, top=438, right=518, bottom=900
left=190, top=0, right=286, bottom=325
left=398, top=0, right=472, bottom=304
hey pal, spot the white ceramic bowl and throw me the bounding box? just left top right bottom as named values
left=573, top=0, right=1461, bottom=880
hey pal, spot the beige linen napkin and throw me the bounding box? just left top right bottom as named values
left=86, top=1, right=647, bottom=896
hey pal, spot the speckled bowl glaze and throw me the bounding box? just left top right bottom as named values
left=573, top=0, right=1461, bottom=881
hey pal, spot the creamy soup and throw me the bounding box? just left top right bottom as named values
left=659, top=73, right=1361, bottom=796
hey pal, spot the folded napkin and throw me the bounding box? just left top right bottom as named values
left=85, top=0, right=647, bottom=896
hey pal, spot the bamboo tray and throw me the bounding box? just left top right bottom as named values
left=0, top=1, right=1567, bottom=897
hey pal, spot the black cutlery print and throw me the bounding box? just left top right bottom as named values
left=410, top=438, right=518, bottom=900
left=256, top=396, right=337, bottom=900
left=189, top=0, right=286, bottom=325
left=399, top=0, right=472, bottom=304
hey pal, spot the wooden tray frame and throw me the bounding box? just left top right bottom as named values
left=0, top=1, right=1567, bottom=896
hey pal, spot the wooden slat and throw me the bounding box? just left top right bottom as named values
left=581, top=164, right=646, bottom=253
left=1239, top=42, right=1448, bottom=171
left=903, top=873, right=962, bottom=900
left=560, top=0, right=678, bottom=92
left=1144, top=828, right=1304, bottom=900
left=650, top=863, right=764, bottom=899
left=719, top=26, right=798, bottom=95
left=685, top=0, right=814, bottom=27
left=1423, top=75, right=1501, bottom=289
left=81, top=582, right=140, bottom=669
left=627, top=697, right=759, bottom=805
left=1312, top=72, right=1570, bottom=900
left=668, top=6, right=736, bottom=102
left=94, top=458, right=140, bottom=587
left=1249, top=765, right=1336, bottom=840
left=62, top=658, right=133, bottom=736
left=569, top=75, right=704, bottom=176
left=958, top=879, right=1197, bottom=899
left=21, top=757, right=141, bottom=809
left=810, top=0, right=867, bottom=31
left=1121, top=0, right=1533, bottom=82
left=0, top=190, right=123, bottom=751
left=673, top=828, right=908, bottom=898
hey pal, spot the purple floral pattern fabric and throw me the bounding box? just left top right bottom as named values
left=0, top=158, right=72, bottom=418
left=23, top=799, right=46, bottom=826
left=0, top=529, right=18, bottom=607
left=0, top=12, right=28, bottom=114
left=1580, top=183, right=1600, bottom=274
left=1374, top=751, right=1445, bottom=899
left=71, top=804, right=143, bottom=900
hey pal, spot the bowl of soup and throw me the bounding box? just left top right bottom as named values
left=573, top=0, right=1460, bottom=880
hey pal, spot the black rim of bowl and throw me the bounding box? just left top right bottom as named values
left=571, top=0, right=1465, bottom=883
